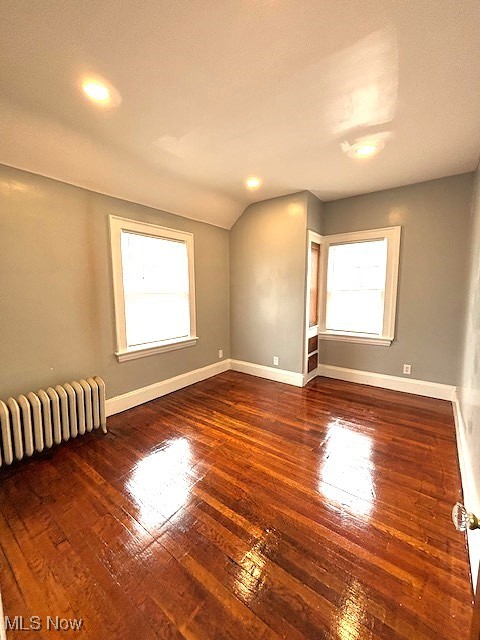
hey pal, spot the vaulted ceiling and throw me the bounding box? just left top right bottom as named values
left=1, top=0, right=479, bottom=228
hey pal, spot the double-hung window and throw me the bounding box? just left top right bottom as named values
left=110, top=216, right=197, bottom=362
left=318, top=226, right=401, bottom=346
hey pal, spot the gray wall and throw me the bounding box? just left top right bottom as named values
left=320, top=174, right=474, bottom=385
left=0, top=164, right=230, bottom=400
left=306, top=191, right=323, bottom=233
left=230, top=191, right=310, bottom=373
left=458, top=164, right=480, bottom=583
left=1, top=163, right=474, bottom=401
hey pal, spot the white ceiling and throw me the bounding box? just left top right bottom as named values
left=0, top=0, right=479, bottom=229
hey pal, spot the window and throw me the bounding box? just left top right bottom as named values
left=110, top=216, right=197, bottom=362
left=319, top=226, right=401, bottom=346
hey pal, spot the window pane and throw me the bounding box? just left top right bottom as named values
left=326, top=239, right=387, bottom=334
left=121, top=231, right=190, bottom=347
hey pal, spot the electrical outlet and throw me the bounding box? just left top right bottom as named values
left=403, top=364, right=412, bottom=375
left=273, top=356, right=279, bottom=366
left=218, top=349, right=223, bottom=359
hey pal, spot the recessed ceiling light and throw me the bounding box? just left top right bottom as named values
left=354, top=143, right=379, bottom=158
left=80, top=76, right=121, bottom=108
left=244, top=176, right=262, bottom=190
left=83, top=80, right=109, bottom=102
left=342, top=138, right=385, bottom=159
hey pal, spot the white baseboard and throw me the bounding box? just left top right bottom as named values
left=302, top=372, right=317, bottom=386
left=230, top=359, right=304, bottom=387
left=106, top=359, right=230, bottom=416
left=317, top=364, right=456, bottom=401
left=106, top=358, right=306, bottom=416
left=107, top=359, right=455, bottom=418
left=452, top=393, right=480, bottom=593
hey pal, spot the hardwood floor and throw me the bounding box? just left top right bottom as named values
left=0, top=372, right=472, bottom=639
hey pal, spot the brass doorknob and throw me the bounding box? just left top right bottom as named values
left=452, top=502, right=479, bottom=531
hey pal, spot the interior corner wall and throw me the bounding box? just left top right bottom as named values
left=229, top=192, right=309, bottom=374
left=306, top=191, right=323, bottom=234
left=0, top=164, right=230, bottom=400
left=320, top=173, right=475, bottom=385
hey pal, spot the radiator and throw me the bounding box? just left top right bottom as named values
left=0, top=376, right=107, bottom=467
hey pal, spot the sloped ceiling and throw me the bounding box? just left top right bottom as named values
left=1, top=0, right=479, bottom=228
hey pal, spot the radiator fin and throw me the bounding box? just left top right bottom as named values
left=0, top=401, right=13, bottom=466
left=95, top=377, right=107, bottom=434
left=46, top=387, right=62, bottom=445
left=64, top=383, right=78, bottom=438
left=17, top=396, right=34, bottom=457
left=0, top=377, right=107, bottom=467
left=55, top=385, right=70, bottom=442
left=88, top=377, right=100, bottom=430
left=27, top=392, right=44, bottom=453
left=37, top=390, right=53, bottom=449
left=7, top=397, right=23, bottom=460
left=80, top=379, right=93, bottom=433
left=71, top=381, right=86, bottom=436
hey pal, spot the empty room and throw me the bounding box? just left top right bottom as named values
left=1, top=1, right=480, bottom=638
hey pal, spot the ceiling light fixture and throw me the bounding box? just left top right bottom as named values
left=354, top=142, right=378, bottom=158
left=342, top=138, right=386, bottom=160
left=244, top=176, right=262, bottom=190
left=81, top=76, right=121, bottom=108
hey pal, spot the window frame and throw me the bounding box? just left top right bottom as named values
left=109, top=215, right=198, bottom=362
left=318, top=226, right=401, bottom=346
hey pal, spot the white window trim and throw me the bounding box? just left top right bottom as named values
left=109, top=215, right=198, bottom=362
left=318, top=226, right=401, bottom=347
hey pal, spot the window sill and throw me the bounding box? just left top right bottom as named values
left=318, top=332, right=392, bottom=347
left=115, top=336, right=199, bottom=362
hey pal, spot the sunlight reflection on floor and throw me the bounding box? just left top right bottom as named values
left=318, top=419, right=376, bottom=518
left=126, top=437, right=193, bottom=529
left=335, top=578, right=372, bottom=640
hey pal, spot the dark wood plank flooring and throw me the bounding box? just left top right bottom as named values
left=0, top=372, right=472, bottom=639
